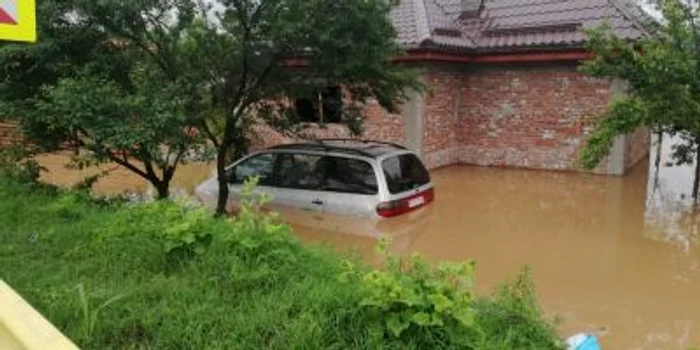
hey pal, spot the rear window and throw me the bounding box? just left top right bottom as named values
left=382, top=154, right=430, bottom=194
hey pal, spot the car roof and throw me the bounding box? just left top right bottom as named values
left=268, top=139, right=408, bottom=159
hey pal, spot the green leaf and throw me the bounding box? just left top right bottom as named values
left=453, top=308, right=477, bottom=328
left=239, top=237, right=262, bottom=250
left=428, top=293, right=453, bottom=313
left=386, top=314, right=409, bottom=338
left=410, top=312, right=432, bottom=326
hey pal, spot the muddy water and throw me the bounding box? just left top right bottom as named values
left=36, top=137, right=700, bottom=349
left=35, top=153, right=215, bottom=196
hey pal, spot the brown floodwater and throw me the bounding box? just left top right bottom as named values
left=35, top=153, right=215, bottom=197
left=35, top=136, right=700, bottom=349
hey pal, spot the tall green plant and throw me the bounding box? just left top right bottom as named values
left=341, top=238, right=483, bottom=345
left=73, top=284, right=128, bottom=344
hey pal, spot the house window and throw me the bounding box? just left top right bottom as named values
left=295, top=86, right=342, bottom=123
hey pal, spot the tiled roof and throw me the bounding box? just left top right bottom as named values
left=390, top=0, right=649, bottom=52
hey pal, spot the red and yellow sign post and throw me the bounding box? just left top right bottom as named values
left=0, top=0, right=36, bottom=43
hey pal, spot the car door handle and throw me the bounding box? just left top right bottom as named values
left=311, top=199, right=324, bottom=206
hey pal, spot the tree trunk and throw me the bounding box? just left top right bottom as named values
left=215, top=146, right=230, bottom=216
left=653, top=130, right=663, bottom=192
left=694, top=137, right=700, bottom=204
left=154, top=181, right=170, bottom=200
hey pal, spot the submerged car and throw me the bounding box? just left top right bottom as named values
left=195, top=139, right=434, bottom=218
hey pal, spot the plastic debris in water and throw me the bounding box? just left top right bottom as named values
left=566, top=333, right=601, bottom=350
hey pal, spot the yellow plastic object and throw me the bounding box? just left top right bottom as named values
left=0, top=280, right=79, bottom=350
left=0, top=0, right=37, bottom=43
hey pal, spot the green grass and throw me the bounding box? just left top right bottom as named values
left=0, top=174, right=563, bottom=349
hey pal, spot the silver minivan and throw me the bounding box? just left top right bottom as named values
left=195, top=139, right=434, bottom=218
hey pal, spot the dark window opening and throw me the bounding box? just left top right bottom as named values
left=295, top=98, right=317, bottom=123
left=294, top=86, right=342, bottom=124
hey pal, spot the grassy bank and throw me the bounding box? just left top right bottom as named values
left=0, top=171, right=563, bottom=349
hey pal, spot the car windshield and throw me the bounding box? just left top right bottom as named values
left=382, top=154, right=430, bottom=194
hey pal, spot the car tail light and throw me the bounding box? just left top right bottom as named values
left=377, top=188, right=435, bottom=218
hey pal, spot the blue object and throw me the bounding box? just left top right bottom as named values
left=566, top=333, right=601, bottom=350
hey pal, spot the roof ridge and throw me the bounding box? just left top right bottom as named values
left=429, top=0, right=478, bottom=45
left=607, top=0, right=651, bottom=36
left=414, top=0, right=432, bottom=44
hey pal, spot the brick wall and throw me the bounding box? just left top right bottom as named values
left=456, top=65, right=616, bottom=171
left=249, top=99, right=406, bottom=152
left=227, top=63, right=650, bottom=175
left=423, top=70, right=461, bottom=169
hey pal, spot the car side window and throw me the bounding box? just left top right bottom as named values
left=228, top=153, right=276, bottom=186
left=275, top=153, right=325, bottom=190
left=322, top=157, right=378, bottom=195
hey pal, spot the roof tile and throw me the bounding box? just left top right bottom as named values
left=390, top=0, right=648, bottom=51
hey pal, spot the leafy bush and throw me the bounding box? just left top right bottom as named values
left=342, top=239, right=480, bottom=343
left=0, top=146, right=49, bottom=188
left=341, top=239, right=564, bottom=350
left=0, top=174, right=564, bottom=349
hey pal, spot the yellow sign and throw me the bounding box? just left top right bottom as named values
left=0, top=0, right=36, bottom=43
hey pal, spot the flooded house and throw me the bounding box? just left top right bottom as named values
left=258, top=0, right=652, bottom=174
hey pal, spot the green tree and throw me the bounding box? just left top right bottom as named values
left=1, top=0, right=208, bottom=199
left=0, top=0, right=103, bottom=106
left=186, top=0, right=422, bottom=215
left=579, top=0, right=700, bottom=199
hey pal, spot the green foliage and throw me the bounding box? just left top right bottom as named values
left=579, top=0, right=700, bottom=169
left=341, top=241, right=563, bottom=349
left=108, top=201, right=216, bottom=263
left=74, top=284, right=129, bottom=344
left=578, top=96, right=647, bottom=169
left=342, top=238, right=480, bottom=343
left=2, top=0, right=208, bottom=199
left=0, top=174, right=562, bottom=349
left=0, top=146, right=44, bottom=184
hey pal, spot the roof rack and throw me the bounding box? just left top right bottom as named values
left=314, top=138, right=407, bottom=150
left=269, top=143, right=375, bottom=158
left=269, top=139, right=407, bottom=158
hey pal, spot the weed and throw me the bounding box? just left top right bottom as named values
left=74, top=284, right=128, bottom=343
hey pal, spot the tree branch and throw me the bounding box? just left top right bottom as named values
left=234, top=54, right=281, bottom=119
left=107, top=151, right=150, bottom=180
left=165, top=148, right=187, bottom=182
left=201, top=119, right=221, bottom=148
left=229, top=0, right=252, bottom=116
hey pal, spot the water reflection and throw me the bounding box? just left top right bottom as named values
left=644, top=135, right=700, bottom=252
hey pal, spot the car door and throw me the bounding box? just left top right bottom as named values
left=271, top=152, right=327, bottom=212
left=227, top=152, right=278, bottom=210
left=318, top=156, right=380, bottom=217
